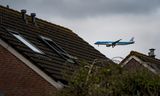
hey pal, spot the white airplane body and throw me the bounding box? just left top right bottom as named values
left=95, top=37, right=135, bottom=48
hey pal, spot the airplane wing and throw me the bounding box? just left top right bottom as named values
left=111, top=39, right=122, bottom=47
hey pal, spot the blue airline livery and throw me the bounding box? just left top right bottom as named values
left=95, top=37, right=135, bottom=48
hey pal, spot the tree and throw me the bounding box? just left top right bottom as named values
left=56, top=60, right=160, bottom=96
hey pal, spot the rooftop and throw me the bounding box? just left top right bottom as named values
left=0, top=5, right=111, bottom=83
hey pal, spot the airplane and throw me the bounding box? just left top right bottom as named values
left=94, top=37, right=135, bottom=48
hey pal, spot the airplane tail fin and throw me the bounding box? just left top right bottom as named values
left=130, top=37, right=134, bottom=42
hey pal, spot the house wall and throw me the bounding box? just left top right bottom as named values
left=123, top=58, right=145, bottom=72
left=0, top=45, right=57, bottom=96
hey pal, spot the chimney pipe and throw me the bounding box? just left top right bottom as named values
left=21, top=9, right=27, bottom=23
left=31, top=13, right=36, bottom=25
left=148, top=48, right=155, bottom=58
left=6, top=5, right=9, bottom=8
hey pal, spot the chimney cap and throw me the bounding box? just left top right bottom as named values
left=149, top=48, right=155, bottom=51
left=148, top=48, right=156, bottom=58
left=21, top=9, right=27, bottom=13
left=31, top=13, right=36, bottom=17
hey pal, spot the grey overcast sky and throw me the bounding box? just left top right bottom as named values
left=1, top=0, right=160, bottom=60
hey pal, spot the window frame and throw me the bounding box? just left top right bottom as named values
left=40, top=36, right=77, bottom=63
left=8, top=29, right=43, bottom=54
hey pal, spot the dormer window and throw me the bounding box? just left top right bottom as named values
left=9, top=30, right=43, bottom=54
left=40, top=36, right=77, bottom=63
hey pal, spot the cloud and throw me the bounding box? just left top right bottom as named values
left=1, top=0, right=160, bottom=59
left=48, top=14, right=160, bottom=58
left=1, top=0, right=160, bottom=18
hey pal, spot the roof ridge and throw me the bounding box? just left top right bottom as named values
left=130, top=51, right=160, bottom=63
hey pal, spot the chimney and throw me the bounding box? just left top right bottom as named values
left=148, top=48, right=156, bottom=58
left=21, top=9, right=27, bottom=23
left=6, top=5, right=9, bottom=8
left=31, top=13, right=36, bottom=25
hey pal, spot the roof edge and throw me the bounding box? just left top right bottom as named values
left=0, top=5, right=72, bottom=32
left=120, top=52, right=158, bottom=74
left=0, top=38, right=63, bottom=89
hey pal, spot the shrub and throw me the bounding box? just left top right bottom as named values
left=56, top=61, right=160, bottom=96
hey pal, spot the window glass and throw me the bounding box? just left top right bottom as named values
left=11, top=32, right=43, bottom=54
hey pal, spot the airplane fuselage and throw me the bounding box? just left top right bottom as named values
left=95, top=41, right=134, bottom=45
left=94, top=40, right=135, bottom=48
left=95, top=37, right=135, bottom=47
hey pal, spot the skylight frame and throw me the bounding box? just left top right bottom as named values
left=40, top=36, right=67, bottom=53
left=40, top=36, right=77, bottom=63
left=8, top=29, right=43, bottom=54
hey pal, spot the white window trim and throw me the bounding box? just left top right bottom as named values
left=40, top=35, right=52, bottom=41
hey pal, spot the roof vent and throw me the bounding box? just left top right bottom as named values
left=6, top=5, right=9, bottom=8
left=31, top=13, right=36, bottom=25
left=148, top=48, right=155, bottom=58
left=21, top=9, right=27, bottom=23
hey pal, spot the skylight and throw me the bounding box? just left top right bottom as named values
left=40, top=36, right=77, bottom=63
left=11, top=32, right=43, bottom=54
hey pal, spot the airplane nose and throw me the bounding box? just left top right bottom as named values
left=94, top=42, right=98, bottom=44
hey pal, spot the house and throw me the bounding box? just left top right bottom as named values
left=120, top=49, right=160, bottom=74
left=0, top=5, right=111, bottom=96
